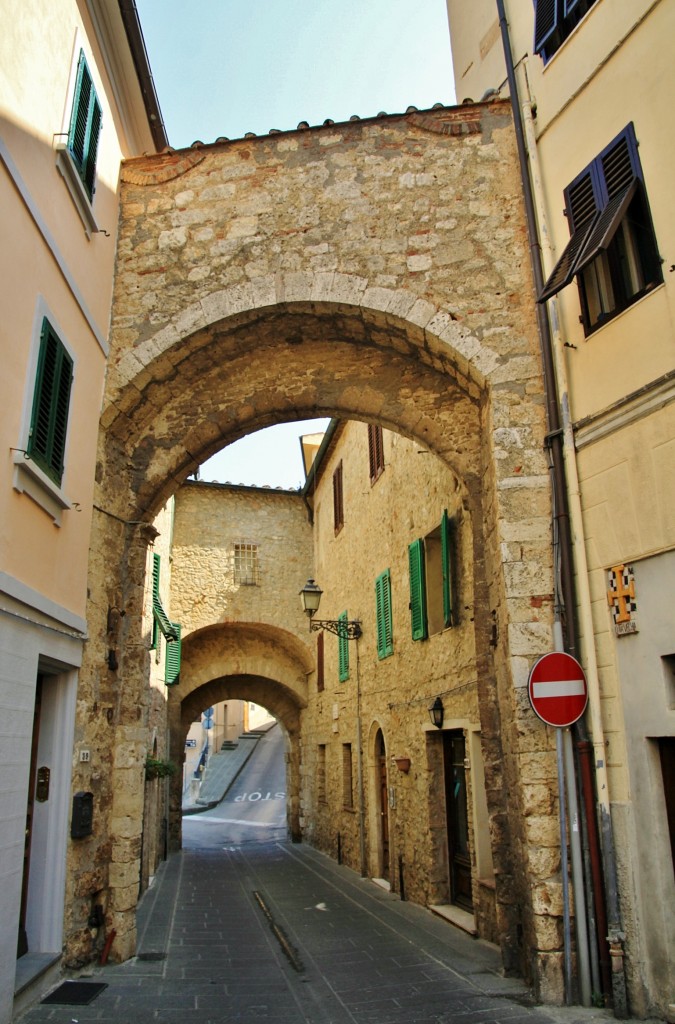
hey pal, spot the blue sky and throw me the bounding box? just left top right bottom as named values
left=135, top=0, right=455, bottom=487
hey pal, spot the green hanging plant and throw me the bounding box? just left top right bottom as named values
left=144, top=757, right=177, bottom=781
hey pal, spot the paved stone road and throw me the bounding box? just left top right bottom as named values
left=18, top=841, right=627, bottom=1024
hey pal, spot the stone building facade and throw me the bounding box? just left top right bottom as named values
left=65, top=99, right=571, bottom=1001
left=300, top=421, right=499, bottom=939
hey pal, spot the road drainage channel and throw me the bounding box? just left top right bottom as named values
left=253, top=890, right=304, bottom=973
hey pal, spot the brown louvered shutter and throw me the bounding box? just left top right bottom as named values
left=367, top=424, right=385, bottom=483
left=333, top=461, right=344, bottom=533
left=317, top=631, right=324, bottom=692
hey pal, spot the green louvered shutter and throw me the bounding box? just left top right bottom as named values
left=441, top=510, right=454, bottom=628
left=68, top=51, right=102, bottom=200
left=338, top=611, right=349, bottom=682
left=408, top=539, right=427, bottom=641
left=375, top=570, right=393, bottom=659
left=165, top=623, right=181, bottom=685
left=152, top=552, right=178, bottom=641
left=151, top=554, right=160, bottom=650
left=28, top=319, right=73, bottom=485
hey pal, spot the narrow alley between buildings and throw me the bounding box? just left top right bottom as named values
left=18, top=729, right=623, bottom=1024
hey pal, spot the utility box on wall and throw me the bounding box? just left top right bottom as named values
left=71, top=791, right=94, bottom=839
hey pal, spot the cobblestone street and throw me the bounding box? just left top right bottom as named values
left=17, top=841, right=629, bottom=1024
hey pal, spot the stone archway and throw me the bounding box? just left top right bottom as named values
left=168, top=621, right=313, bottom=847
left=69, top=102, right=560, bottom=994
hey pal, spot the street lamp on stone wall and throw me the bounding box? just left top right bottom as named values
left=299, top=579, right=362, bottom=639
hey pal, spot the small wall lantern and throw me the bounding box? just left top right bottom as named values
left=394, top=757, right=411, bottom=773
left=429, top=696, right=444, bottom=729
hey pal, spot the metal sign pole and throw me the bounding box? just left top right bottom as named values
left=528, top=648, right=591, bottom=1005
left=556, top=727, right=573, bottom=1003
left=563, top=727, right=592, bottom=1006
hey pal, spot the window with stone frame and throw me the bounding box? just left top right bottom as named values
left=367, top=424, right=385, bottom=484
left=234, top=541, right=260, bottom=585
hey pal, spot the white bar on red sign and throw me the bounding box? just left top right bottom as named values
left=532, top=679, right=586, bottom=698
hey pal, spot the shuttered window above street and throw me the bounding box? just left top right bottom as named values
left=539, top=124, right=662, bottom=333
left=68, top=50, right=102, bottom=201
left=27, top=319, right=73, bottom=486
left=367, top=424, right=385, bottom=484
left=533, top=0, right=599, bottom=63
left=333, top=461, right=344, bottom=533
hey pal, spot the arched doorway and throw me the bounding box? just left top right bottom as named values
left=374, top=729, right=390, bottom=882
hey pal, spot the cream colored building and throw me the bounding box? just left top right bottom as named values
left=0, top=1, right=165, bottom=1017
left=445, top=1, right=675, bottom=1017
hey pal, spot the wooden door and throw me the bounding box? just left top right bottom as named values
left=443, top=731, right=473, bottom=910
left=376, top=730, right=389, bottom=880
left=18, top=675, right=43, bottom=957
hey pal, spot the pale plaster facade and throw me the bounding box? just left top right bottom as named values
left=0, top=2, right=163, bottom=1018
left=446, top=1, right=675, bottom=1017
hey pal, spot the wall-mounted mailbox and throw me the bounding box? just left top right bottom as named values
left=36, top=766, right=50, bottom=802
left=71, top=791, right=93, bottom=839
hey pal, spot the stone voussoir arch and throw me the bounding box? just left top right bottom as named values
left=167, top=621, right=314, bottom=847
left=76, top=106, right=559, bottom=982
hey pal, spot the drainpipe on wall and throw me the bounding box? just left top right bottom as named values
left=355, top=641, right=368, bottom=878
left=495, top=1, right=628, bottom=1015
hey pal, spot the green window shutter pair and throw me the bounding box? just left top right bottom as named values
left=28, top=319, right=73, bottom=485
left=151, top=554, right=181, bottom=684
left=375, top=570, right=393, bottom=659
left=68, top=51, right=102, bottom=200
left=338, top=611, right=349, bottom=682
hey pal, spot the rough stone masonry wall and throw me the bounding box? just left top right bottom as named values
left=165, top=481, right=314, bottom=846
left=302, top=423, right=481, bottom=892
left=73, top=100, right=562, bottom=998
left=170, top=482, right=313, bottom=638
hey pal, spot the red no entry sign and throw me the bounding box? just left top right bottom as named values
left=528, top=652, right=588, bottom=728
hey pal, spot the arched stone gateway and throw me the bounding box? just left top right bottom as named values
left=69, top=102, right=562, bottom=998
left=168, top=621, right=313, bottom=846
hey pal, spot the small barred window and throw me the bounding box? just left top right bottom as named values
left=234, top=542, right=259, bottom=585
